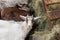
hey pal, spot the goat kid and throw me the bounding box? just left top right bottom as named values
left=0, top=15, right=40, bottom=40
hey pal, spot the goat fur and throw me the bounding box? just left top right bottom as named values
left=1, top=7, right=30, bottom=21
left=0, top=15, right=38, bottom=40
left=0, top=15, right=40, bottom=40
left=0, top=20, right=32, bottom=40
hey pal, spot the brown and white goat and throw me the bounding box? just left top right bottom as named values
left=1, top=7, right=31, bottom=21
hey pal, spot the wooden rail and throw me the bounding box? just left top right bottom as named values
left=43, top=0, right=60, bottom=20
left=44, top=0, right=60, bottom=5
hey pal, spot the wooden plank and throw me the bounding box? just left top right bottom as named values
left=48, top=10, right=60, bottom=20
left=44, top=0, right=60, bottom=5
left=43, top=0, right=60, bottom=20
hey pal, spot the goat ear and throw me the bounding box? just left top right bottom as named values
left=34, top=17, right=40, bottom=20
left=20, top=15, right=26, bottom=20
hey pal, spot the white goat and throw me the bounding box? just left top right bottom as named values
left=0, top=15, right=40, bottom=40
left=0, top=0, right=28, bottom=9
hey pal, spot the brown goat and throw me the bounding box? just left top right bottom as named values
left=1, top=6, right=31, bottom=21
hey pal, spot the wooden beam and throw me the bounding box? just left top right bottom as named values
left=45, top=0, right=60, bottom=5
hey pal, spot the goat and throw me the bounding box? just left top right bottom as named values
left=1, top=7, right=31, bottom=21
left=0, top=15, right=40, bottom=40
